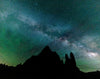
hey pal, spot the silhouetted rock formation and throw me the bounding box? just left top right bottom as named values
left=65, top=54, right=70, bottom=65
left=39, top=46, right=62, bottom=64
left=17, top=46, right=81, bottom=77
left=22, top=46, right=63, bottom=74
left=70, top=52, right=76, bottom=66
left=0, top=46, right=100, bottom=79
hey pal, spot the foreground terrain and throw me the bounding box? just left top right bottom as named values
left=0, top=46, right=99, bottom=79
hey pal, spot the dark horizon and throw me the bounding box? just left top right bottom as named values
left=0, top=45, right=99, bottom=73
left=0, top=46, right=99, bottom=79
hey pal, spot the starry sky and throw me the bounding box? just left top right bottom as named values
left=0, top=0, right=100, bottom=72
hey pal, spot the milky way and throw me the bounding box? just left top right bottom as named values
left=0, top=0, right=100, bottom=72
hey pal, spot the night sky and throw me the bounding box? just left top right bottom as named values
left=0, top=0, right=100, bottom=72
